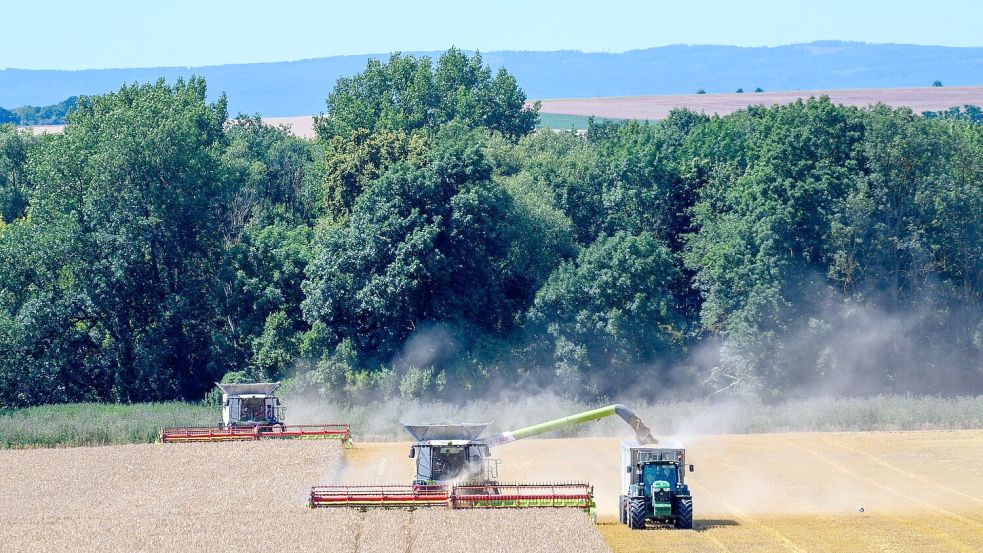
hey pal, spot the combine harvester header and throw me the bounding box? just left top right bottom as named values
left=310, top=482, right=594, bottom=511
left=309, top=403, right=656, bottom=517
left=160, top=382, right=351, bottom=444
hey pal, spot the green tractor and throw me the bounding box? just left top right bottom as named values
left=618, top=443, right=694, bottom=529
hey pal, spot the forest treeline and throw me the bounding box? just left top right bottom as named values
left=0, top=49, right=980, bottom=408
left=0, top=97, right=78, bottom=126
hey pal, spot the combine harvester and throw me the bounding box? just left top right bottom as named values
left=309, top=404, right=656, bottom=517
left=160, top=382, right=351, bottom=444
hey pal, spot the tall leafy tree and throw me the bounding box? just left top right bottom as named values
left=1, top=78, right=230, bottom=404
left=314, top=48, right=539, bottom=140
left=0, top=125, right=32, bottom=223
left=528, top=232, right=688, bottom=395
left=302, top=124, right=564, bottom=387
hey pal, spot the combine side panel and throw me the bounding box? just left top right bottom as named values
left=309, top=484, right=449, bottom=509
left=159, top=426, right=260, bottom=442
left=256, top=424, right=352, bottom=443
left=450, top=483, right=595, bottom=517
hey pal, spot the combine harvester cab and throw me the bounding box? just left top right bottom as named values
left=160, top=382, right=351, bottom=445
left=310, top=404, right=657, bottom=518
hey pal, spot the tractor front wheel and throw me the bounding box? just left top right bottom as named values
left=618, top=495, right=627, bottom=524
left=674, top=497, right=693, bottom=529
left=628, top=498, right=647, bottom=530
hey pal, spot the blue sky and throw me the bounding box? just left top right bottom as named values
left=3, top=0, right=981, bottom=70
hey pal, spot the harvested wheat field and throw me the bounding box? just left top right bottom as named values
left=535, top=86, right=983, bottom=121
left=346, top=429, right=983, bottom=553
left=5, top=430, right=983, bottom=552
left=0, top=439, right=607, bottom=553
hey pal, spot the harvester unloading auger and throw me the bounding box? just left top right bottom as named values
left=309, top=404, right=655, bottom=515
left=160, top=382, right=352, bottom=444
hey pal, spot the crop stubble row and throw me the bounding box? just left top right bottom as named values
left=0, top=440, right=608, bottom=552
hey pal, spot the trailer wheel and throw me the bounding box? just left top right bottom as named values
left=674, top=497, right=693, bottom=529
left=618, top=495, right=627, bottom=524
left=628, top=498, right=647, bottom=530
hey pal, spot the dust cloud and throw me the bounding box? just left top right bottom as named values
left=327, top=430, right=983, bottom=521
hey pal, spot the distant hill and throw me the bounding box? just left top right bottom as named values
left=3, top=42, right=983, bottom=116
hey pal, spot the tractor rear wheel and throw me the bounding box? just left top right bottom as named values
left=618, top=495, right=627, bottom=524
left=674, top=497, right=693, bottom=529
left=628, top=498, right=647, bottom=530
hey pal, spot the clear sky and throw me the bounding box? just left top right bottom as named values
left=3, top=0, right=981, bottom=70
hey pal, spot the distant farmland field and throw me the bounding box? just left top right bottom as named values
left=534, top=85, right=983, bottom=122
left=19, top=86, right=983, bottom=138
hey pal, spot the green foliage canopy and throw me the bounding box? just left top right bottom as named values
left=313, top=48, right=539, bottom=140
left=0, top=52, right=980, bottom=408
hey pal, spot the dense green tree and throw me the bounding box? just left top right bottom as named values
left=222, top=216, right=313, bottom=381
left=0, top=78, right=230, bottom=404
left=684, top=98, right=867, bottom=393
left=684, top=99, right=981, bottom=395
left=311, top=128, right=429, bottom=220
left=0, top=126, right=32, bottom=223
left=528, top=232, right=688, bottom=395
left=314, top=48, right=539, bottom=140
left=2, top=58, right=981, bottom=408
left=504, top=130, right=605, bottom=244
left=222, top=114, right=314, bottom=225
left=301, top=124, right=565, bottom=389
left=922, top=104, right=983, bottom=123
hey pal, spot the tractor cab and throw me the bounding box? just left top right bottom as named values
left=403, top=423, right=499, bottom=484
left=217, top=382, right=284, bottom=428
left=641, top=461, right=680, bottom=493
left=625, top=446, right=691, bottom=489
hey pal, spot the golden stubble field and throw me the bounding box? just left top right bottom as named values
left=0, top=440, right=607, bottom=553
left=3, top=430, right=982, bottom=552
left=346, top=430, right=983, bottom=553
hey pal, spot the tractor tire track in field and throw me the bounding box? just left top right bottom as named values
left=819, top=435, right=983, bottom=507
left=781, top=438, right=982, bottom=530
left=779, top=438, right=982, bottom=552
left=691, top=482, right=809, bottom=553
left=883, top=513, right=979, bottom=553
left=694, top=523, right=734, bottom=553
left=690, top=460, right=812, bottom=553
